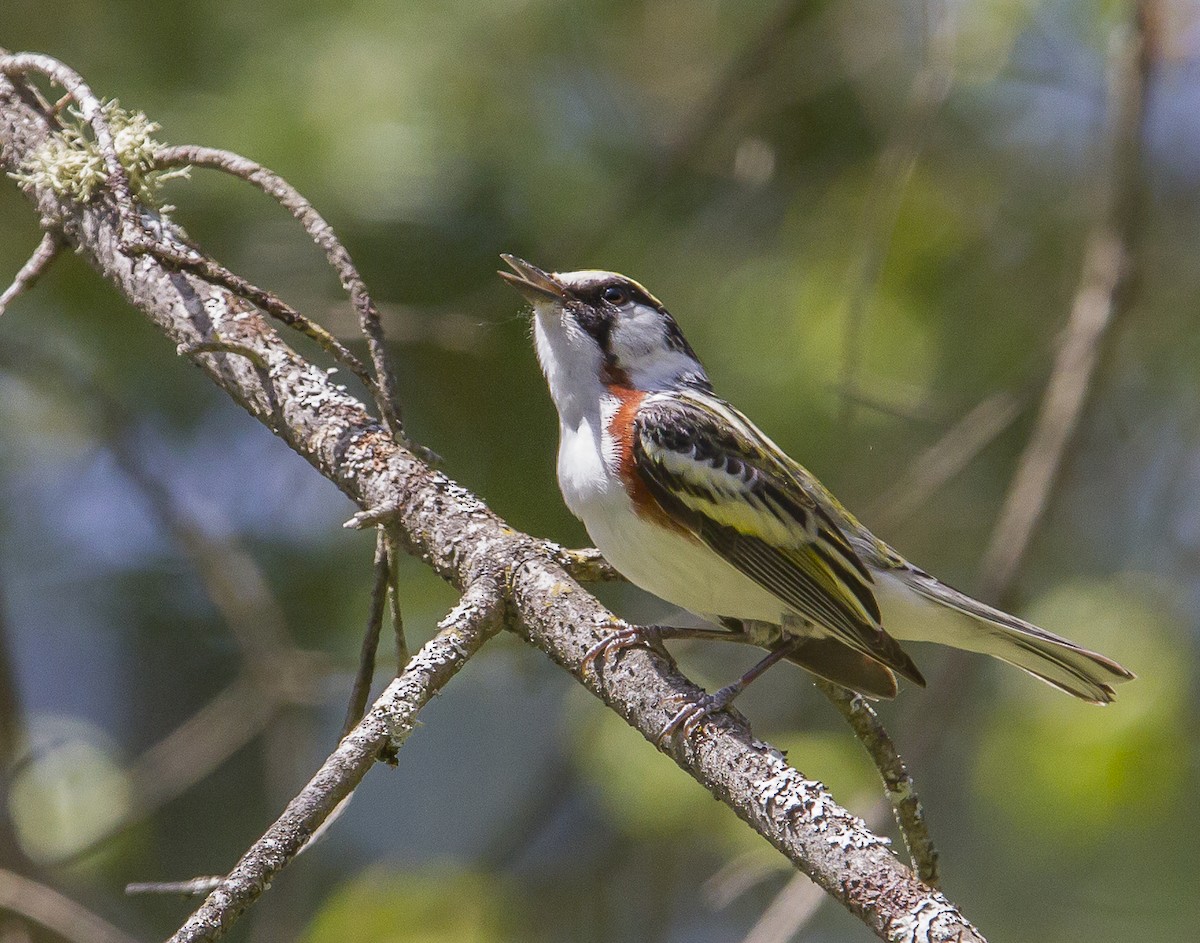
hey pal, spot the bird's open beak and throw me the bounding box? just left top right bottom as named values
left=498, top=254, right=565, bottom=303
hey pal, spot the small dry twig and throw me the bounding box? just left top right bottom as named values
left=146, top=235, right=382, bottom=402
left=839, top=0, right=956, bottom=426
left=814, top=680, right=939, bottom=887
left=126, top=877, right=224, bottom=899
left=0, top=231, right=60, bottom=316
left=0, top=868, right=143, bottom=943
left=341, top=534, right=391, bottom=739
left=154, top=144, right=403, bottom=436
left=554, top=545, right=625, bottom=583
left=384, top=528, right=411, bottom=670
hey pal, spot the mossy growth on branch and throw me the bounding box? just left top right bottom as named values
left=8, top=99, right=188, bottom=205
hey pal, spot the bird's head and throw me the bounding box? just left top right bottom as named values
left=500, top=255, right=711, bottom=404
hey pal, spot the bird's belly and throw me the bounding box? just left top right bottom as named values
left=577, top=491, right=785, bottom=623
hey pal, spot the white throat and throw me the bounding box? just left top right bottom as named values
left=532, top=307, right=622, bottom=518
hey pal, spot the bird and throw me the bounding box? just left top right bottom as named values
left=499, top=254, right=1134, bottom=737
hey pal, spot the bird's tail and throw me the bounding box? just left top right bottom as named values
left=876, top=569, right=1135, bottom=704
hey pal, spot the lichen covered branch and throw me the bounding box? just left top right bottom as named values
left=166, top=581, right=506, bottom=943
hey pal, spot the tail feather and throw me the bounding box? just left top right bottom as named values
left=989, top=631, right=1125, bottom=704
left=877, top=569, right=1135, bottom=703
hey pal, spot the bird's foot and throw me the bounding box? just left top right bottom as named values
left=657, top=681, right=743, bottom=744
left=581, top=623, right=670, bottom=678
left=656, top=642, right=797, bottom=743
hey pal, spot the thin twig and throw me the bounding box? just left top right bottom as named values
left=384, top=528, right=410, bottom=670
left=0, top=869, right=143, bottom=943
left=165, top=581, right=505, bottom=943
left=0, top=231, right=60, bottom=316
left=556, top=546, right=624, bottom=583
left=341, top=535, right=390, bottom=739
left=839, top=0, right=956, bottom=425
left=870, top=389, right=1026, bottom=528
left=141, top=236, right=382, bottom=404
left=178, top=339, right=271, bottom=372
left=813, top=679, right=939, bottom=887
left=155, top=144, right=403, bottom=435
left=343, top=501, right=402, bottom=530
left=127, top=877, right=224, bottom=898
left=978, top=4, right=1152, bottom=602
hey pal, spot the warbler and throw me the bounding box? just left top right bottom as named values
left=500, top=255, right=1133, bottom=735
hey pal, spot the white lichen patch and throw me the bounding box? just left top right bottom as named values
left=9, top=99, right=189, bottom=205
left=290, top=362, right=355, bottom=412
left=826, top=825, right=889, bottom=851
left=434, top=477, right=490, bottom=518
left=756, top=769, right=830, bottom=825
left=887, top=897, right=963, bottom=943
left=757, top=767, right=890, bottom=852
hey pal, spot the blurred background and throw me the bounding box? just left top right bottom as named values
left=1, top=1, right=1198, bottom=941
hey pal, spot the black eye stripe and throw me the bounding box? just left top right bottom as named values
left=569, top=281, right=700, bottom=363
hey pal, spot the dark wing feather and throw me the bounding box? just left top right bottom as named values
left=632, top=392, right=924, bottom=686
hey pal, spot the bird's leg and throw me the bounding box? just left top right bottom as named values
left=581, top=622, right=755, bottom=677
left=659, top=640, right=800, bottom=744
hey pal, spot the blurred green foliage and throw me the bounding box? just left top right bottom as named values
left=975, top=577, right=1189, bottom=841
left=303, top=867, right=522, bottom=943
left=3, top=1, right=1199, bottom=941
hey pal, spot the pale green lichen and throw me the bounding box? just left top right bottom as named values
left=9, top=99, right=189, bottom=205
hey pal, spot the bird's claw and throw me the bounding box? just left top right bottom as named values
left=581, top=624, right=661, bottom=678
left=656, top=680, right=743, bottom=744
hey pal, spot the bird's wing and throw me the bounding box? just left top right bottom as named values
left=632, top=391, right=924, bottom=686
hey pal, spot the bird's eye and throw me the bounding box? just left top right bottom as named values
left=601, top=285, right=629, bottom=306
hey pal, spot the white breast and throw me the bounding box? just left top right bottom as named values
left=555, top=408, right=618, bottom=519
